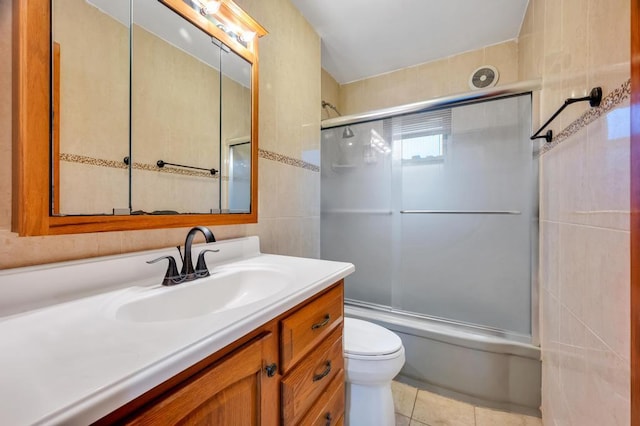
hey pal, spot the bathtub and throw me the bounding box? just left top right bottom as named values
left=345, top=302, right=541, bottom=417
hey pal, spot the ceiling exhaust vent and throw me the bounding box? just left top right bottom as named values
left=468, top=65, right=499, bottom=90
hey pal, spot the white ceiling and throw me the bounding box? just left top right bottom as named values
left=290, top=0, right=529, bottom=84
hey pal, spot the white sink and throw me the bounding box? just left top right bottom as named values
left=114, top=266, right=292, bottom=322
left=0, top=236, right=355, bottom=425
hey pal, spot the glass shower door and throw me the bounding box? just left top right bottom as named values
left=394, top=96, right=534, bottom=334
left=320, top=122, right=393, bottom=306
left=320, top=93, right=535, bottom=336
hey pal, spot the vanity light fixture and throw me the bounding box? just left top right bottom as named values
left=198, top=0, right=221, bottom=16
left=240, top=30, right=256, bottom=43
left=191, top=0, right=255, bottom=47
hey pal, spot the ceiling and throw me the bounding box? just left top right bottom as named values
left=290, top=0, right=529, bottom=84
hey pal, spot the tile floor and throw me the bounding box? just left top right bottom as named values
left=392, top=381, right=542, bottom=426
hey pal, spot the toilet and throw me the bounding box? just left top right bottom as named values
left=343, top=317, right=406, bottom=426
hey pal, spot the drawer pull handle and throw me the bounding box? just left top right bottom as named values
left=325, top=412, right=332, bottom=426
left=313, top=361, right=332, bottom=382
left=311, top=314, right=331, bottom=330
left=265, top=363, right=277, bottom=377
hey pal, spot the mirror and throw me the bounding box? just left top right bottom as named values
left=51, top=0, right=256, bottom=216
left=130, top=0, right=223, bottom=214
left=221, top=50, right=252, bottom=213
left=12, top=0, right=266, bottom=235
left=51, top=0, right=130, bottom=215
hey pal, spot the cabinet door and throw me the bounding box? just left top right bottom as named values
left=126, top=333, right=277, bottom=426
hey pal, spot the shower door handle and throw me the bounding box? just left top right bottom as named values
left=400, top=210, right=521, bottom=215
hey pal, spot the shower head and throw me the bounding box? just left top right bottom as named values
left=321, top=100, right=342, bottom=116
left=342, top=126, right=354, bottom=139
left=322, top=100, right=355, bottom=139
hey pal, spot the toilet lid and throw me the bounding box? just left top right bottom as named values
left=344, top=318, right=403, bottom=356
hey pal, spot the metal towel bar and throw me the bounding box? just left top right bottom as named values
left=322, top=210, right=522, bottom=215
left=400, top=210, right=521, bottom=215
left=322, top=209, right=393, bottom=215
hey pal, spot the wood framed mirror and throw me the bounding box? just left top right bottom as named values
left=12, top=0, right=266, bottom=236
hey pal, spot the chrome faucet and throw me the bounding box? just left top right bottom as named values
left=147, top=226, right=218, bottom=285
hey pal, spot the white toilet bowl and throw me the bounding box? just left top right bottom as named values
left=344, top=317, right=406, bottom=426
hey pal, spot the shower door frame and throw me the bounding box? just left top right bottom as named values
left=321, top=81, right=543, bottom=342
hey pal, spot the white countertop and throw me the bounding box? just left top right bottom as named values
left=0, top=236, right=354, bottom=425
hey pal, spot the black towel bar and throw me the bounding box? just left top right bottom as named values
left=122, top=157, right=218, bottom=175
left=530, top=87, right=602, bottom=143
left=157, top=160, right=218, bottom=175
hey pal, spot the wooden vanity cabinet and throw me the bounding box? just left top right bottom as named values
left=280, top=284, right=345, bottom=425
left=94, top=281, right=344, bottom=426
left=125, top=331, right=278, bottom=425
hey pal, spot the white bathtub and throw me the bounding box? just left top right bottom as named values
left=345, top=302, right=541, bottom=417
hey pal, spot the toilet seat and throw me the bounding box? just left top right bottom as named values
left=344, top=318, right=403, bottom=360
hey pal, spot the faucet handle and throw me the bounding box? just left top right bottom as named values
left=195, top=249, right=220, bottom=278
left=147, top=256, right=185, bottom=286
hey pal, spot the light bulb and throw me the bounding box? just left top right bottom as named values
left=240, top=30, right=256, bottom=43
left=202, top=1, right=221, bottom=15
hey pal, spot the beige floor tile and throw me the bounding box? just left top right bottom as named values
left=412, top=390, right=475, bottom=426
left=392, top=381, right=418, bottom=418
left=475, top=407, right=542, bottom=426
left=395, top=413, right=411, bottom=426
left=409, top=420, right=429, bottom=426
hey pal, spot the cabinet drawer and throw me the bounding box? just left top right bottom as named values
left=280, top=283, right=343, bottom=371
left=281, top=326, right=344, bottom=425
left=298, top=369, right=345, bottom=426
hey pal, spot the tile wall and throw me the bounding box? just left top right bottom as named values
left=321, top=68, right=340, bottom=120
left=0, top=0, right=321, bottom=269
left=520, top=0, right=631, bottom=424
left=337, top=40, right=519, bottom=115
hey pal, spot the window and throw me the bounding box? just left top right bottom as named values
left=391, top=108, right=450, bottom=165
left=401, top=133, right=445, bottom=164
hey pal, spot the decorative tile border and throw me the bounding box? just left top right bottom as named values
left=541, top=78, right=631, bottom=154
left=60, top=149, right=323, bottom=177
left=59, top=153, right=221, bottom=179
left=259, top=149, right=320, bottom=172
left=59, top=153, right=128, bottom=170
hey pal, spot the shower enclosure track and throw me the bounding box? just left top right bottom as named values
left=321, top=80, right=541, bottom=129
